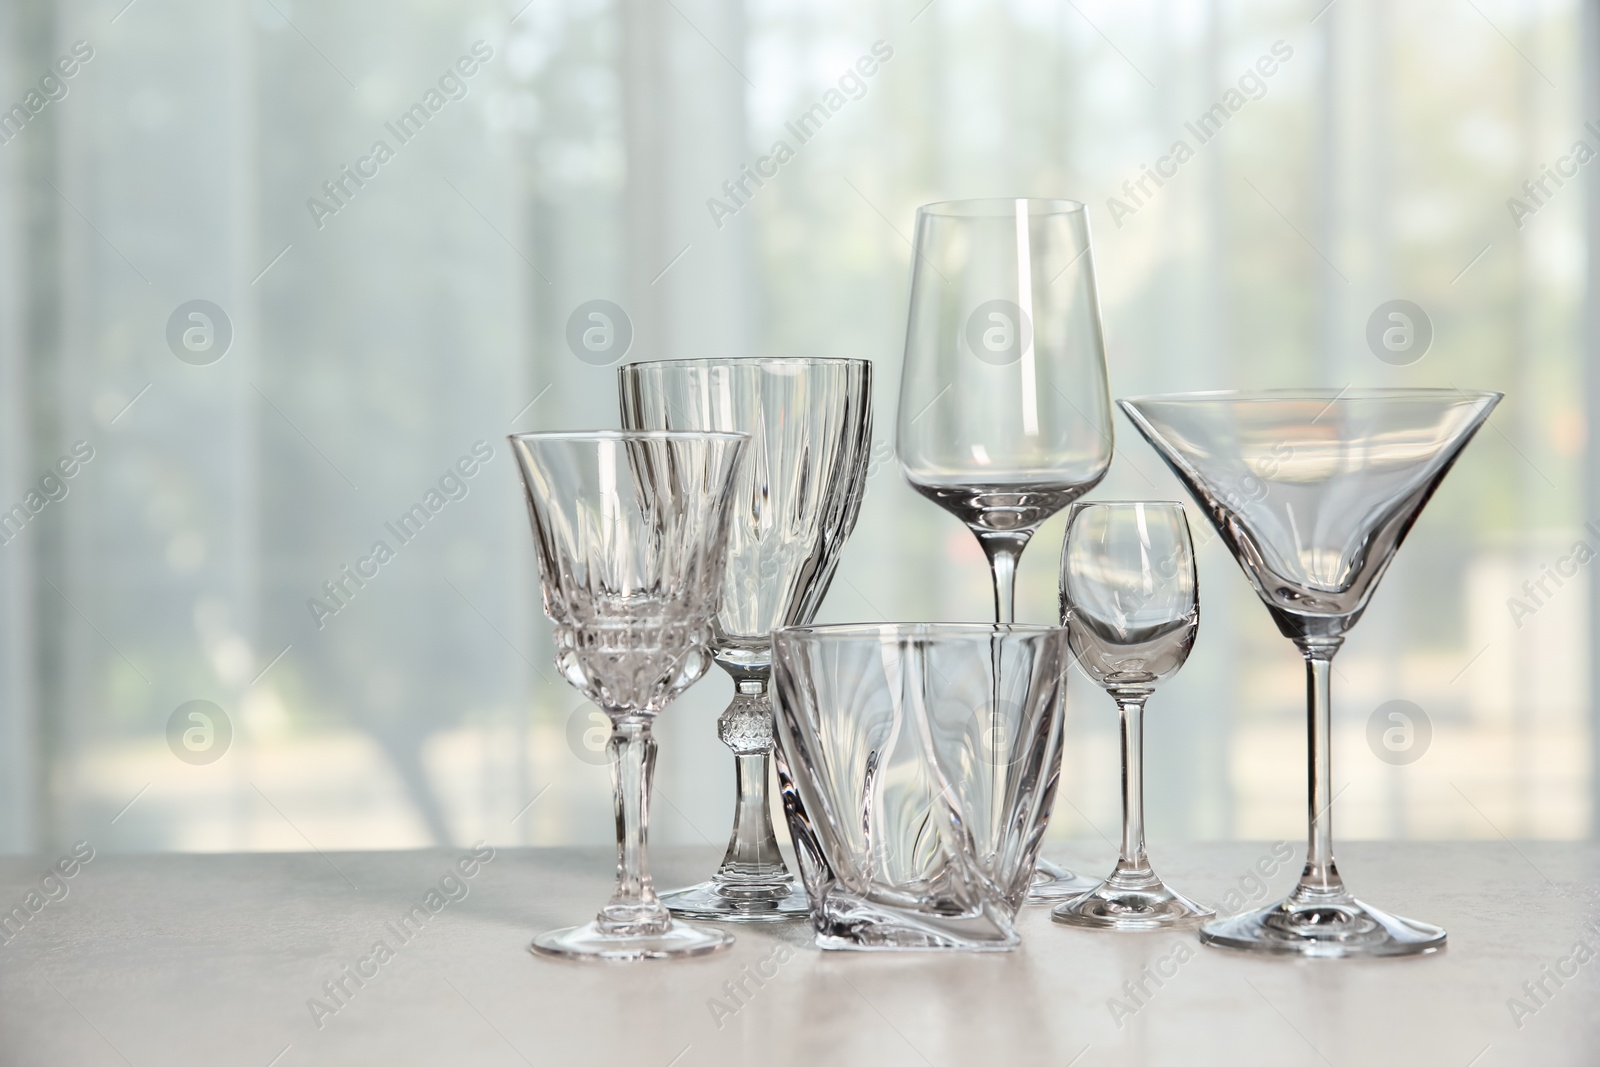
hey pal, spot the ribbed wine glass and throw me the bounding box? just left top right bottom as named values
left=620, top=358, right=872, bottom=922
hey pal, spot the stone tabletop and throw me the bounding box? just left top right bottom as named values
left=1, top=842, right=1596, bottom=1066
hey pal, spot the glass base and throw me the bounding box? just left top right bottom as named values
left=817, top=930, right=1019, bottom=952
left=660, top=878, right=810, bottom=923
left=813, top=888, right=1020, bottom=951
left=531, top=917, right=734, bottom=962
left=1025, top=858, right=1101, bottom=904
left=1200, top=893, right=1446, bottom=958
left=1051, top=867, right=1214, bottom=930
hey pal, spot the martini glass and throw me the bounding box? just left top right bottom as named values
left=896, top=198, right=1113, bottom=901
left=1119, top=388, right=1501, bottom=958
left=620, top=358, right=872, bottom=921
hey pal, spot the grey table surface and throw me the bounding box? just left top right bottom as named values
left=0, top=842, right=1596, bottom=1066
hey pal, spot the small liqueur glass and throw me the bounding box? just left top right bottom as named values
left=1051, top=501, right=1214, bottom=931
left=772, top=623, right=1072, bottom=951
left=510, top=430, right=748, bottom=961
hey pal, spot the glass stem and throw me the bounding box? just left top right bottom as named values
left=1115, top=693, right=1152, bottom=872
left=598, top=713, right=669, bottom=932
left=715, top=677, right=791, bottom=886
left=1296, top=638, right=1347, bottom=900
left=978, top=532, right=1030, bottom=624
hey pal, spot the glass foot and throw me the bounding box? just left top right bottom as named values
left=531, top=917, right=734, bottom=961
left=1026, top=858, right=1102, bottom=904
left=1051, top=869, right=1214, bottom=930
left=1200, top=894, right=1446, bottom=958
left=813, top=887, right=1020, bottom=951
left=660, top=878, right=811, bottom=923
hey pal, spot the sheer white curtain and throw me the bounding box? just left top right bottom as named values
left=0, top=0, right=1588, bottom=853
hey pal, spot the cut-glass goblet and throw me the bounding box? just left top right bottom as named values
left=511, top=430, right=748, bottom=961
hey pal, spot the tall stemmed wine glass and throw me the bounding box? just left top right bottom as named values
left=511, top=430, right=748, bottom=960
left=620, top=359, right=872, bottom=921
left=896, top=198, right=1114, bottom=900
left=1052, top=501, right=1213, bottom=930
left=1120, top=389, right=1500, bottom=957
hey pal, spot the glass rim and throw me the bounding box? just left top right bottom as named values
left=508, top=429, right=750, bottom=443
left=618, top=357, right=870, bottom=371
left=1067, top=499, right=1189, bottom=511
left=916, top=197, right=1087, bottom=218
left=1120, top=387, right=1504, bottom=405
left=775, top=622, right=1063, bottom=641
